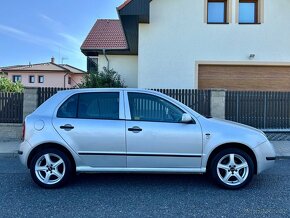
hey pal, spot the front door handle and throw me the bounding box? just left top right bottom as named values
left=128, top=126, right=142, bottom=133
left=60, top=124, right=74, bottom=131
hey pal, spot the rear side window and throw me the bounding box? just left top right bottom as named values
left=57, top=92, right=119, bottom=120
left=57, top=94, right=78, bottom=118
left=78, top=93, right=119, bottom=119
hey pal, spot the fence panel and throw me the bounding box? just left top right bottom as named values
left=0, top=92, right=23, bottom=123
left=153, top=89, right=211, bottom=117
left=225, top=91, right=290, bottom=130
left=38, top=87, right=70, bottom=106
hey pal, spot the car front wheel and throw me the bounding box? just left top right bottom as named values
left=30, top=148, right=72, bottom=188
left=210, top=148, right=254, bottom=189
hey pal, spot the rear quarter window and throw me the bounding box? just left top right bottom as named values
left=57, top=94, right=78, bottom=118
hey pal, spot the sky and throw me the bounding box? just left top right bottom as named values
left=0, top=0, right=124, bottom=71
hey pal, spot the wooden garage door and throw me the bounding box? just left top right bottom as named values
left=198, top=65, right=290, bottom=91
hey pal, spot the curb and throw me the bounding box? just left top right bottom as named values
left=0, top=153, right=19, bottom=158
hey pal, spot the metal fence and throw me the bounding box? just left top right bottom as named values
left=225, top=91, right=290, bottom=130
left=38, top=87, right=70, bottom=106
left=0, top=92, right=23, bottom=123
left=153, top=89, right=211, bottom=117
left=38, top=88, right=212, bottom=117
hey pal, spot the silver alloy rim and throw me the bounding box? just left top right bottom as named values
left=35, top=153, right=66, bottom=185
left=217, top=153, right=249, bottom=186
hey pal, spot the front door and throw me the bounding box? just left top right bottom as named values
left=52, top=91, right=126, bottom=168
left=125, top=92, right=203, bottom=169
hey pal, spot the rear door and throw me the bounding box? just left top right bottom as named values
left=52, top=91, right=126, bottom=168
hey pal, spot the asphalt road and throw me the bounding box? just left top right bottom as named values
left=0, top=156, right=289, bottom=218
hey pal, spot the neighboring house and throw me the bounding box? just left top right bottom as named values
left=0, top=68, right=7, bottom=77
left=81, top=0, right=290, bottom=91
left=2, top=58, right=86, bottom=88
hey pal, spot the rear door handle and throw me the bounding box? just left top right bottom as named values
left=60, top=124, right=74, bottom=131
left=128, top=126, right=142, bottom=133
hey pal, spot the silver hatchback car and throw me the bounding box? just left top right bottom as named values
left=19, top=88, right=276, bottom=189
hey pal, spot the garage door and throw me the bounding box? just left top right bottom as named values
left=198, top=65, right=290, bottom=91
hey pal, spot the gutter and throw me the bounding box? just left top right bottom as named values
left=103, top=49, right=110, bottom=69
left=64, top=72, right=69, bottom=88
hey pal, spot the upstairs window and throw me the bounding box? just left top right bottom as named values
left=207, top=0, right=228, bottom=24
left=239, top=0, right=258, bottom=24
left=38, top=75, right=44, bottom=83
left=12, top=75, right=21, bottom=83
left=29, top=75, right=35, bottom=83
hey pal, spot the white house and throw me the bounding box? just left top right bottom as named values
left=81, top=0, right=290, bottom=91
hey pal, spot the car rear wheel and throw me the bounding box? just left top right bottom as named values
left=30, top=148, right=72, bottom=188
left=210, top=148, right=254, bottom=189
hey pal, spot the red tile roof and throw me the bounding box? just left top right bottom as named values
left=81, top=19, right=127, bottom=50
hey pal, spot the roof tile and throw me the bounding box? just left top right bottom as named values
left=81, top=19, right=127, bottom=50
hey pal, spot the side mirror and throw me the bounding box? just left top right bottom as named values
left=181, top=113, right=193, bottom=124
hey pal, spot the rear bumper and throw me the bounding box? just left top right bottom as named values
left=254, top=141, right=276, bottom=174
left=18, top=140, right=32, bottom=167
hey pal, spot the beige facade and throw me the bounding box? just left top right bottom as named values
left=2, top=59, right=86, bottom=88
left=7, top=71, right=83, bottom=88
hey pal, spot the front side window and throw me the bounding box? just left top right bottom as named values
left=38, top=75, right=44, bottom=83
left=29, top=75, right=35, bottom=83
left=239, top=0, right=258, bottom=24
left=57, top=92, right=119, bottom=120
left=12, top=75, right=22, bottom=83
left=128, top=93, right=185, bottom=123
left=207, top=0, right=227, bottom=24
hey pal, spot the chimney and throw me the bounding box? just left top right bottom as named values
left=51, top=57, right=55, bottom=64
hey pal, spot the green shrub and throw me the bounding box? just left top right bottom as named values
left=0, top=75, right=24, bottom=93
left=79, top=67, right=126, bottom=88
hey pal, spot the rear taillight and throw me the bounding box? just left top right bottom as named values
left=22, top=122, right=25, bottom=141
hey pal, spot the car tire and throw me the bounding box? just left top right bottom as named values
left=30, top=148, right=73, bottom=189
left=209, top=148, right=254, bottom=189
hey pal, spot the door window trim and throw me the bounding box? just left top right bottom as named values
left=54, top=91, right=125, bottom=121
left=124, top=91, right=196, bottom=124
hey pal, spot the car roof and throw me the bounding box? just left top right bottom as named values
left=58, top=88, right=156, bottom=94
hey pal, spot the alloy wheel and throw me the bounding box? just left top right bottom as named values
left=216, top=153, right=249, bottom=186
left=34, top=153, right=66, bottom=185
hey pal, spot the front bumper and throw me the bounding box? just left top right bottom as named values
left=18, top=140, right=32, bottom=167
left=254, top=140, right=276, bottom=174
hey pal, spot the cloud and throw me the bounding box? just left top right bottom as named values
left=0, top=23, right=62, bottom=51
left=39, top=13, right=62, bottom=28
left=58, top=33, right=81, bottom=47
left=0, top=24, right=28, bottom=37
left=0, top=23, right=86, bottom=69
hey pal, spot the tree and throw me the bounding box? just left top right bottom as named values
left=79, top=67, right=126, bottom=88
left=0, top=75, right=24, bottom=93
